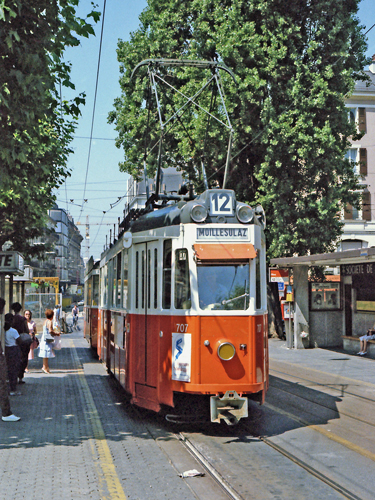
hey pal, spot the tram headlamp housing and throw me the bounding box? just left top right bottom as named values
left=190, top=204, right=208, bottom=223
left=236, top=204, right=254, bottom=224
left=217, top=342, right=236, bottom=361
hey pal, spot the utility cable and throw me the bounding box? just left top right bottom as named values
left=77, top=0, right=107, bottom=224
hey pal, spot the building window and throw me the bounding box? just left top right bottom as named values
left=345, top=148, right=359, bottom=175
left=347, top=107, right=366, bottom=133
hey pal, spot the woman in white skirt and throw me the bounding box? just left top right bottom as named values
left=39, top=309, right=60, bottom=373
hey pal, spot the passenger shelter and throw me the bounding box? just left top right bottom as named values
left=270, top=248, right=375, bottom=357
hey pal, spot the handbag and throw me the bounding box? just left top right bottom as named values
left=30, top=336, right=39, bottom=349
left=19, top=333, right=33, bottom=347
left=44, top=331, right=55, bottom=343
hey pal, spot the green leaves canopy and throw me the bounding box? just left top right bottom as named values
left=0, top=0, right=100, bottom=257
left=110, top=0, right=368, bottom=259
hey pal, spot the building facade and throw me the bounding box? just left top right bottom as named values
left=342, top=59, right=375, bottom=249
left=27, top=204, right=84, bottom=290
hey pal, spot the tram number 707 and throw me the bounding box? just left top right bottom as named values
left=176, top=324, right=189, bottom=333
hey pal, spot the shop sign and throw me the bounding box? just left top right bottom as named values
left=0, top=251, right=24, bottom=275
left=340, top=263, right=375, bottom=276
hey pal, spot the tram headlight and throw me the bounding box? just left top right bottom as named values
left=217, top=342, right=236, bottom=361
left=236, top=204, right=254, bottom=224
left=190, top=204, right=208, bottom=223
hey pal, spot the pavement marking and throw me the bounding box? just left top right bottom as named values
left=70, top=340, right=128, bottom=500
left=265, top=401, right=375, bottom=463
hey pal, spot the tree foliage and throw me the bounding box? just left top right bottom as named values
left=109, top=0, right=369, bottom=259
left=0, top=0, right=100, bottom=257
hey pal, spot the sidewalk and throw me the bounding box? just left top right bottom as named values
left=269, top=337, right=375, bottom=386
left=0, top=329, right=216, bottom=500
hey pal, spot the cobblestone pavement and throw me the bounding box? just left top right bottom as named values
left=0, top=329, right=205, bottom=500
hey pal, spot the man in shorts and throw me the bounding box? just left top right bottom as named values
left=357, top=328, right=375, bottom=356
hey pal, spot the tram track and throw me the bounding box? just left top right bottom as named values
left=171, top=367, right=375, bottom=500
left=177, top=426, right=364, bottom=500
left=176, top=431, right=245, bottom=500
left=259, top=435, right=364, bottom=500
left=269, top=368, right=375, bottom=429
left=270, top=367, right=375, bottom=405
left=269, top=382, right=375, bottom=430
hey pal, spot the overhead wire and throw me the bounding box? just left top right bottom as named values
left=77, top=0, right=107, bottom=224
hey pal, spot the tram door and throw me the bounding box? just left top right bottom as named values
left=134, top=242, right=159, bottom=396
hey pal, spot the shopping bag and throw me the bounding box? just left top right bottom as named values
left=52, top=337, right=62, bottom=350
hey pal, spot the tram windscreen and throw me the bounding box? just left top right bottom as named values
left=197, top=263, right=250, bottom=310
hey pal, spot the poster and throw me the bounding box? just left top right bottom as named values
left=172, top=333, right=191, bottom=382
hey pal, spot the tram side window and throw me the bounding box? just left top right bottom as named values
left=87, top=279, right=92, bottom=305
left=142, top=250, right=145, bottom=308
left=148, top=249, right=151, bottom=309
left=100, top=266, right=108, bottom=308
left=256, top=251, right=261, bottom=310
left=116, top=252, right=122, bottom=307
left=135, top=251, right=139, bottom=309
left=154, top=248, right=158, bottom=309
left=123, top=251, right=128, bottom=309
left=175, top=249, right=191, bottom=309
left=162, top=240, right=172, bottom=309
left=112, top=257, right=117, bottom=306
left=93, top=275, right=99, bottom=306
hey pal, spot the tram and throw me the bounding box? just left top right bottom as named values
left=84, top=60, right=269, bottom=424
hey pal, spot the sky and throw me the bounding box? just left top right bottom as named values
left=57, top=0, right=375, bottom=262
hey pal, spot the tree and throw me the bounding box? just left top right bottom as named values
left=109, top=0, right=368, bottom=259
left=0, top=0, right=100, bottom=257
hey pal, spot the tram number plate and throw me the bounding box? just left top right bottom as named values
left=210, top=192, right=233, bottom=216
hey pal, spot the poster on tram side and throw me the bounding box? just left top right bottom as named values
left=172, top=333, right=191, bottom=382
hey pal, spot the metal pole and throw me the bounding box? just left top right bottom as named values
left=0, top=275, right=5, bottom=347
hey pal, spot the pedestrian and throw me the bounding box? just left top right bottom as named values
left=4, top=313, right=22, bottom=396
left=53, top=304, right=61, bottom=330
left=357, top=325, right=375, bottom=356
left=25, top=310, right=38, bottom=370
left=61, top=309, right=67, bottom=333
left=0, top=298, right=20, bottom=421
left=11, top=302, right=31, bottom=384
left=72, top=304, right=79, bottom=330
left=39, top=309, right=60, bottom=374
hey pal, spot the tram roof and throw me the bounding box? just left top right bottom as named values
left=270, top=247, right=375, bottom=268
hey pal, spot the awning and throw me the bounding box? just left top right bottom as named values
left=193, top=243, right=257, bottom=260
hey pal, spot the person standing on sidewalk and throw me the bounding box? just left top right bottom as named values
left=4, top=313, right=22, bottom=396
left=0, top=298, right=20, bottom=421
left=39, top=309, right=60, bottom=374
left=11, top=302, right=30, bottom=384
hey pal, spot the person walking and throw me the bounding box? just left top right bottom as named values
left=11, top=302, right=31, bottom=384
left=39, top=309, right=60, bottom=374
left=4, top=313, right=22, bottom=396
left=0, top=298, right=20, bottom=421
left=72, top=304, right=79, bottom=330
left=25, top=310, right=38, bottom=370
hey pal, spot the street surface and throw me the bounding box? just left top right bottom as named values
left=1, top=324, right=374, bottom=500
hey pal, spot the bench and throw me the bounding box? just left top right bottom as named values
left=342, top=335, right=375, bottom=359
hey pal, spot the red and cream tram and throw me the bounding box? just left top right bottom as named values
left=84, top=188, right=268, bottom=424
left=83, top=258, right=100, bottom=351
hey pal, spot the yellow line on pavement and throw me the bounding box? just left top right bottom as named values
left=265, top=401, right=375, bottom=463
left=70, top=340, right=127, bottom=500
